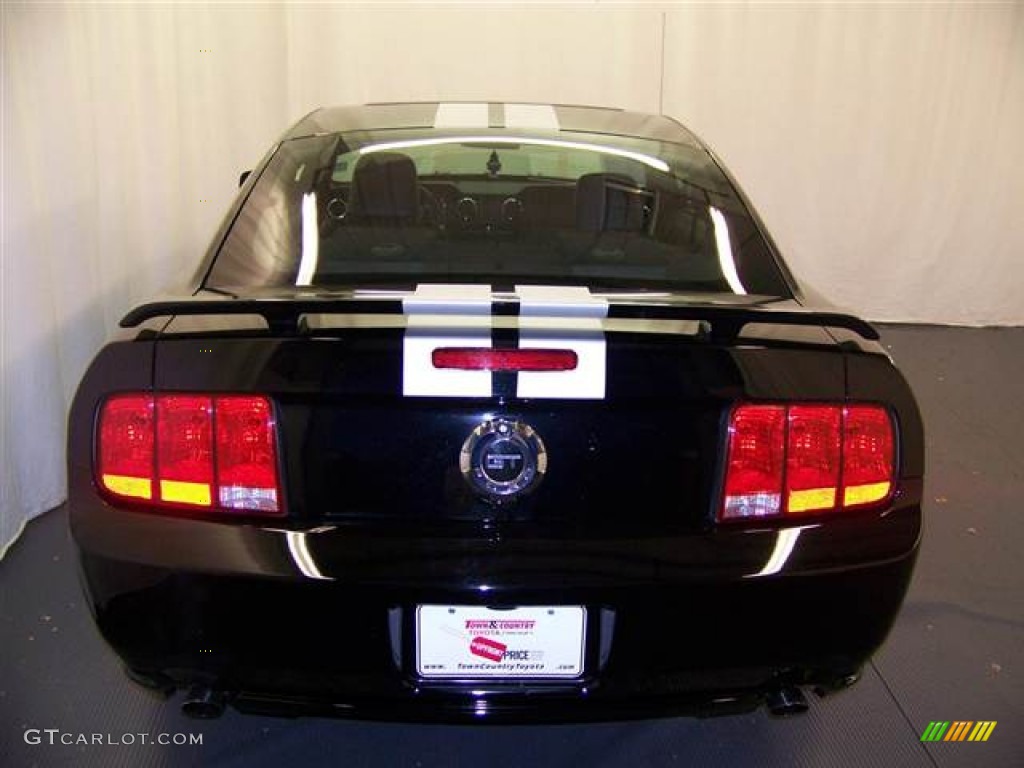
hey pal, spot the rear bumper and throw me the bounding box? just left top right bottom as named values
left=71, top=498, right=921, bottom=722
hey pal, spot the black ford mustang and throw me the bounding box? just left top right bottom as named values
left=68, top=102, right=923, bottom=722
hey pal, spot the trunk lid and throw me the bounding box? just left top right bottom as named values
left=150, top=287, right=853, bottom=532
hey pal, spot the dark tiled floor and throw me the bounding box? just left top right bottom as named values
left=1, top=326, right=1021, bottom=767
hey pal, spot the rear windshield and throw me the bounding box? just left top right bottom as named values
left=206, top=129, right=791, bottom=297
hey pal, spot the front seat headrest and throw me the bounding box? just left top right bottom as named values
left=576, top=173, right=644, bottom=232
left=351, top=152, right=419, bottom=220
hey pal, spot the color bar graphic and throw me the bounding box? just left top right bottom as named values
left=944, top=721, right=972, bottom=741
left=968, top=721, right=997, bottom=742
left=921, top=720, right=996, bottom=742
left=921, top=721, right=949, bottom=741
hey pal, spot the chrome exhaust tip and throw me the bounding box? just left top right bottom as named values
left=765, top=686, right=809, bottom=717
left=181, top=685, right=226, bottom=719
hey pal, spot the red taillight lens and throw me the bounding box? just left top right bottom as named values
left=156, top=395, right=214, bottom=506
left=96, top=393, right=282, bottom=515
left=720, top=403, right=895, bottom=522
left=432, top=347, right=578, bottom=372
left=842, top=405, right=895, bottom=508
left=786, top=405, right=841, bottom=514
left=215, top=396, right=280, bottom=512
left=722, top=404, right=785, bottom=519
left=98, top=394, right=155, bottom=500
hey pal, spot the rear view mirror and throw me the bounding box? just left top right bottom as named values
left=238, top=170, right=252, bottom=187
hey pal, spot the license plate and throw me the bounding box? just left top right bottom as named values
left=416, top=605, right=586, bottom=679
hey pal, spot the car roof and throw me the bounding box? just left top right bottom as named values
left=285, top=102, right=703, bottom=147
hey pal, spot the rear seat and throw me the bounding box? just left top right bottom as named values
left=324, top=151, right=437, bottom=263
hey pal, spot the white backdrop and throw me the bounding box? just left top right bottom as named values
left=2, top=2, right=1022, bottom=553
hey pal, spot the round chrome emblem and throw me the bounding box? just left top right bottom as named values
left=460, top=419, right=547, bottom=501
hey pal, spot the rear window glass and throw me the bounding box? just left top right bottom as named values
left=331, top=144, right=605, bottom=182
left=206, top=129, right=790, bottom=298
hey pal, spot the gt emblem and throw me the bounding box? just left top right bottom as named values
left=460, top=419, right=547, bottom=502
left=485, top=453, right=523, bottom=472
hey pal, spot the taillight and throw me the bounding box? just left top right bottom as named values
left=97, top=393, right=282, bottom=515
left=842, top=405, right=895, bottom=508
left=215, top=396, right=280, bottom=512
left=156, top=395, right=214, bottom=506
left=786, top=406, right=841, bottom=514
left=98, top=394, right=155, bottom=501
left=720, top=403, right=895, bottom=522
left=722, top=405, right=785, bottom=519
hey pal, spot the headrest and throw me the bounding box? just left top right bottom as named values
left=351, top=152, right=419, bottom=219
left=576, top=173, right=644, bottom=232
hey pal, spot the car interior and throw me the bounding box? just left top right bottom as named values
left=311, top=145, right=730, bottom=288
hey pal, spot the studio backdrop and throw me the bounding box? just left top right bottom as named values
left=3, top=2, right=1022, bottom=554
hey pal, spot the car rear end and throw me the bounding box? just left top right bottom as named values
left=67, top=103, right=923, bottom=721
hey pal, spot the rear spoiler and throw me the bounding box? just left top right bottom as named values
left=121, top=299, right=879, bottom=342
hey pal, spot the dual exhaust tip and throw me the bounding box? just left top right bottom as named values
left=764, top=686, right=810, bottom=717
left=181, top=685, right=227, bottom=720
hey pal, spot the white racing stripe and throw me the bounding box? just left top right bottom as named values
left=504, top=103, right=560, bottom=131
left=402, top=284, right=492, bottom=397
left=515, top=285, right=607, bottom=400
left=434, top=103, right=489, bottom=129
left=401, top=284, right=608, bottom=400
left=401, top=282, right=492, bottom=315
left=513, top=285, right=608, bottom=318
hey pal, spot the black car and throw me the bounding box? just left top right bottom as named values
left=68, top=102, right=923, bottom=722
